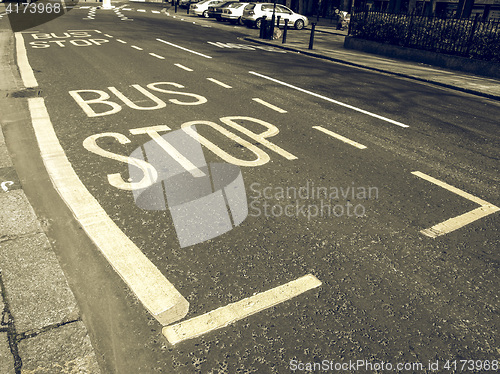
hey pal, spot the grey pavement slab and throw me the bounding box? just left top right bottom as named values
left=0, top=128, right=12, bottom=169
left=0, top=332, right=15, bottom=374
left=0, top=232, right=80, bottom=333
left=0, top=190, right=41, bottom=239
left=18, top=321, right=101, bottom=374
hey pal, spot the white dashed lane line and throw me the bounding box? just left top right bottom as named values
left=174, top=63, right=194, bottom=72
left=149, top=53, right=165, bottom=59
left=116, top=39, right=127, bottom=44
left=313, top=126, right=367, bottom=149
left=131, top=45, right=143, bottom=50
left=252, top=98, right=287, bottom=113
left=207, top=78, right=232, bottom=88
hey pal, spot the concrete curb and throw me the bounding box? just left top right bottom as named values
left=244, top=36, right=500, bottom=102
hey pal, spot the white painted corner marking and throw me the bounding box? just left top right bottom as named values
left=163, top=274, right=321, bottom=345
left=412, top=171, right=499, bottom=238
left=313, top=126, right=367, bottom=149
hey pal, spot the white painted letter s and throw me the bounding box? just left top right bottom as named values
left=83, top=132, right=157, bottom=190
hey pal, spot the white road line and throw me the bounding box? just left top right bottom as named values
left=94, top=30, right=102, bottom=33
left=131, top=45, right=143, bottom=50
left=15, top=46, right=189, bottom=324
left=104, top=34, right=113, bottom=38
left=207, top=78, right=232, bottom=88
left=149, top=53, right=165, bottom=59
left=152, top=10, right=160, bottom=13
left=14, top=34, right=38, bottom=88
left=174, top=63, right=193, bottom=72
left=163, top=274, right=321, bottom=345
left=137, top=9, right=146, bottom=12
left=412, top=171, right=500, bottom=238
left=123, top=8, right=132, bottom=10
left=313, top=126, right=367, bottom=149
left=157, top=38, right=212, bottom=59
left=249, top=71, right=409, bottom=128
left=116, top=39, right=127, bottom=43
left=252, top=98, right=287, bottom=113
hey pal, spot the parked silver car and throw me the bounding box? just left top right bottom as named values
left=241, top=3, right=308, bottom=29
left=220, top=2, right=250, bottom=24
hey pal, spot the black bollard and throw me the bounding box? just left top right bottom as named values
left=174, top=0, right=177, bottom=13
left=308, top=23, right=316, bottom=50
left=282, top=19, right=288, bottom=43
left=276, top=15, right=281, bottom=27
left=259, top=16, right=266, bottom=38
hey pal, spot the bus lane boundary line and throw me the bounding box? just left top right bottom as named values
left=412, top=171, right=499, bottom=238
left=15, top=32, right=188, bottom=326
left=163, top=274, right=322, bottom=345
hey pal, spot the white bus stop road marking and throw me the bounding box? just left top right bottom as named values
left=412, top=171, right=499, bottom=238
left=15, top=32, right=189, bottom=326
left=28, top=97, right=190, bottom=326
left=163, top=274, right=322, bottom=345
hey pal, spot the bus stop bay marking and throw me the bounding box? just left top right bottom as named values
left=27, top=97, right=189, bottom=326
left=164, top=274, right=322, bottom=345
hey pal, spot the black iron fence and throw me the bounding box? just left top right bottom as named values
left=349, top=11, right=500, bottom=62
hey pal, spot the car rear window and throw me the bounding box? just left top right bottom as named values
left=244, top=3, right=256, bottom=10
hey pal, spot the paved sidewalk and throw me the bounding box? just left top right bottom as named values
left=245, top=21, right=500, bottom=101
left=0, top=28, right=102, bottom=374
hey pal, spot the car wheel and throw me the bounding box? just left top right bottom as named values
left=294, top=19, right=304, bottom=30
left=255, top=18, right=263, bottom=29
left=202, top=10, right=209, bottom=18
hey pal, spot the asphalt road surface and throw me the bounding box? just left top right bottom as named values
left=3, top=3, right=500, bottom=373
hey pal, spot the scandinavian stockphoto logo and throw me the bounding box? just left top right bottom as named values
left=130, top=126, right=248, bottom=248
left=249, top=181, right=379, bottom=220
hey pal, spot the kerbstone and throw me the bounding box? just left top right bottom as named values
left=0, top=233, right=79, bottom=332
left=18, top=321, right=101, bottom=374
